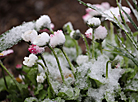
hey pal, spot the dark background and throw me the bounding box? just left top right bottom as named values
left=0, top=0, right=134, bottom=77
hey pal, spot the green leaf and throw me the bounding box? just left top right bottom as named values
left=120, top=1, right=138, bottom=31
left=73, top=87, right=80, bottom=100
left=89, top=77, right=103, bottom=88
left=0, top=21, right=35, bottom=52
left=38, top=90, right=47, bottom=100
left=54, top=97, right=65, bottom=102
left=126, top=0, right=138, bottom=21
left=47, top=86, right=53, bottom=99
left=127, top=92, right=138, bottom=102
left=132, top=0, right=138, bottom=12
left=64, top=35, right=75, bottom=47
left=116, top=0, right=134, bottom=40
left=57, top=86, right=80, bottom=100
left=107, top=43, right=138, bottom=67
left=24, top=97, right=38, bottom=102
left=42, top=98, right=65, bottom=102
left=133, top=31, right=138, bottom=36
left=27, top=68, right=38, bottom=85
left=34, top=84, right=43, bottom=95
left=58, top=86, right=74, bottom=100
left=120, top=68, right=135, bottom=86
left=22, top=65, right=30, bottom=73
left=0, top=76, right=13, bottom=92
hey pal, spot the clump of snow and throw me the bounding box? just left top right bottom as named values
left=0, top=22, right=35, bottom=51
left=87, top=55, right=125, bottom=101
left=125, top=73, right=138, bottom=91
left=76, top=55, right=89, bottom=65
left=75, top=61, right=92, bottom=89
left=38, top=52, right=74, bottom=83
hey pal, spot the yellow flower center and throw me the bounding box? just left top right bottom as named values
left=16, top=77, right=22, bottom=83
left=0, top=53, right=4, bottom=56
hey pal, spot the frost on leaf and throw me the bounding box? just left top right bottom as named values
left=0, top=22, right=35, bottom=52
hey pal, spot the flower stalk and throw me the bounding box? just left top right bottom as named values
left=38, top=53, right=50, bottom=74
left=92, top=28, right=95, bottom=60
left=99, top=41, right=103, bottom=54
left=37, top=62, right=55, bottom=94
left=81, top=34, right=91, bottom=59
left=60, top=47, right=76, bottom=79
left=106, top=61, right=111, bottom=79
left=1, top=66, right=8, bottom=89
left=0, top=60, right=23, bottom=96
left=73, top=39, right=79, bottom=57
left=48, top=45, right=65, bottom=84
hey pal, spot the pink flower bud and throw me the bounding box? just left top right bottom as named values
left=50, top=30, right=66, bottom=48
left=28, top=44, right=45, bottom=54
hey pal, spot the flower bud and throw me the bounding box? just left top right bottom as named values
left=82, top=13, right=91, bottom=22
left=28, top=44, right=45, bottom=54
left=94, top=26, right=108, bottom=42
left=85, top=28, right=93, bottom=39
left=22, top=30, right=38, bottom=42
left=70, top=29, right=81, bottom=40
left=50, top=30, right=66, bottom=48
left=87, top=17, right=101, bottom=28
left=63, top=22, right=74, bottom=34
left=35, top=15, right=51, bottom=31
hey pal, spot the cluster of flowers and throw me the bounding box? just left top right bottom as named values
left=82, top=2, right=131, bottom=23
left=21, top=15, right=67, bottom=83
left=0, top=0, right=137, bottom=101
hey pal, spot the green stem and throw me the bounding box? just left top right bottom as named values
left=39, top=53, right=49, bottom=74
left=106, top=61, right=111, bottom=79
left=110, top=22, right=114, bottom=41
left=0, top=60, right=23, bottom=96
left=99, top=42, right=103, bottom=54
left=81, top=34, right=91, bottom=59
left=117, top=29, right=122, bottom=48
left=48, top=45, right=65, bottom=84
left=73, top=39, right=79, bottom=57
left=1, top=66, right=8, bottom=89
left=92, top=29, right=95, bottom=60
left=47, top=28, right=54, bottom=34
left=60, top=47, right=76, bottom=79
left=37, top=62, right=55, bottom=93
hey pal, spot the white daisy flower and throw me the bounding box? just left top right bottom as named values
left=23, top=53, right=38, bottom=67
left=32, top=32, right=50, bottom=46
left=50, top=30, right=66, bottom=48
left=21, top=29, right=38, bottom=42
